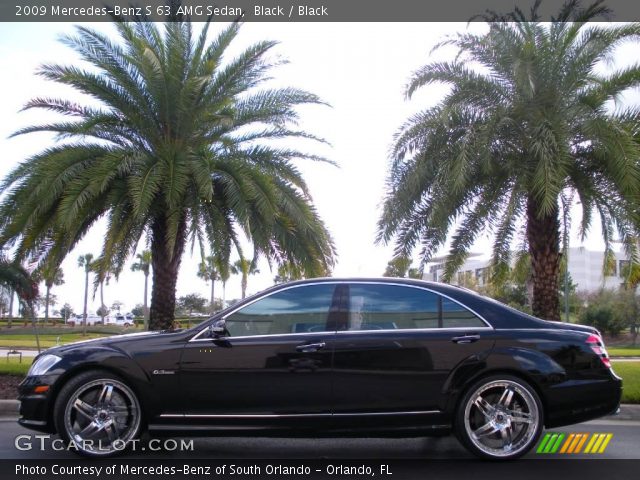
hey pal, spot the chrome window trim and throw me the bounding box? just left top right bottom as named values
left=189, top=280, right=493, bottom=342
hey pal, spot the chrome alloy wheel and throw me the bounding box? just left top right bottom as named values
left=63, top=378, right=140, bottom=455
left=463, top=379, right=539, bottom=458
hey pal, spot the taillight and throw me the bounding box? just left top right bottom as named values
left=586, top=334, right=611, bottom=368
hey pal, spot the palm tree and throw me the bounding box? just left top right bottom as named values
left=77, top=253, right=94, bottom=336
left=131, top=250, right=152, bottom=329
left=90, top=257, right=113, bottom=325
left=41, top=266, right=64, bottom=325
left=273, top=262, right=305, bottom=284
left=0, top=256, right=38, bottom=328
left=378, top=1, right=640, bottom=320
left=197, top=255, right=220, bottom=314
left=231, top=257, right=260, bottom=299
left=0, top=20, right=335, bottom=330
left=213, top=253, right=231, bottom=309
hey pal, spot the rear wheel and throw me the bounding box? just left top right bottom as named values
left=455, top=375, right=543, bottom=460
left=53, top=370, right=141, bottom=457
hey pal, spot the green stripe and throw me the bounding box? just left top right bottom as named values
left=537, top=433, right=552, bottom=453
left=543, top=434, right=558, bottom=453
left=550, top=433, right=565, bottom=453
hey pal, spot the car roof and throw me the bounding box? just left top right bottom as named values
left=247, top=277, right=549, bottom=330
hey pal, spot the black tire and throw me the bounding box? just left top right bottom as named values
left=454, top=374, right=544, bottom=460
left=53, top=369, right=142, bottom=457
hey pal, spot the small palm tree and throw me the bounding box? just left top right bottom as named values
left=131, top=250, right=152, bottom=329
left=90, top=257, right=114, bottom=325
left=231, top=257, right=260, bottom=299
left=0, top=256, right=38, bottom=328
left=197, top=256, right=220, bottom=314
left=41, top=266, right=64, bottom=325
left=77, top=253, right=94, bottom=336
left=214, top=254, right=231, bottom=309
left=378, top=1, right=640, bottom=320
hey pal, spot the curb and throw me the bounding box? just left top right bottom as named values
left=0, top=400, right=19, bottom=415
left=611, top=404, right=640, bottom=421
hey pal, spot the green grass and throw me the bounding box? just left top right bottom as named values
left=612, top=361, right=640, bottom=404
left=0, top=333, right=114, bottom=348
left=608, top=347, right=640, bottom=357
left=0, top=358, right=32, bottom=376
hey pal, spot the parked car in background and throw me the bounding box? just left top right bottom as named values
left=105, top=313, right=135, bottom=327
left=20, top=278, right=621, bottom=459
left=66, top=314, right=105, bottom=326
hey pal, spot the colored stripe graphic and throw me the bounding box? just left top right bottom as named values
left=598, top=434, right=613, bottom=453
left=574, top=433, right=589, bottom=453
left=537, top=433, right=552, bottom=453
left=537, top=433, right=614, bottom=454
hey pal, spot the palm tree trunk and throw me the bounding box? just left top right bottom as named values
left=143, top=272, right=149, bottom=330
left=44, top=284, right=50, bottom=325
left=149, top=215, right=187, bottom=330
left=527, top=195, right=561, bottom=321
left=8, top=290, right=13, bottom=328
left=241, top=274, right=247, bottom=299
left=100, top=280, right=105, bottom=324
left=210, top=279, right=215, bottom=314
left=82, top=270, right=89, bottom=336
left=222, top=282, right=226, bottom=308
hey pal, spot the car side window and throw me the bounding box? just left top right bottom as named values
left=224, top=284, right=337, bottom=337
left=441, top=297, right=486, bottom=328
left=347, top=284, right=440, bottom=331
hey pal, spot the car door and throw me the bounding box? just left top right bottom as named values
left=331, top=282, right=495, bottom=425
left=178, top=283, right=341, bottom=427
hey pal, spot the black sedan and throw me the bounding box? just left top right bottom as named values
left=18, top=278, right=621, bottom=460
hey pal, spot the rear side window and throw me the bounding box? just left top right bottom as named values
left=347, top=284, right=486, bottom=331
left=347, top=284, right=440, bottom=330
left=442, top=298, right=486, bottom=328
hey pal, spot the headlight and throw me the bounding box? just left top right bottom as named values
left=27, top=354, right=62, bottom=376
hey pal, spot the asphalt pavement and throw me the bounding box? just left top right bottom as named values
left=0, top=417, right=638, bottom=460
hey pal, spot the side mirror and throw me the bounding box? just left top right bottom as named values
left=209, top=319, right=226, bottom=338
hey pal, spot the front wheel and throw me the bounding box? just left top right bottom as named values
left=455, top=374, right=543, bottom=460
left=53, top=370, right=142, bottom=457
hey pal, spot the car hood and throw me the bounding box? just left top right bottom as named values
left=43, top=330, right=178, bottom=356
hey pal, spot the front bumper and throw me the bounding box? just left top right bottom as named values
left=17, top=375, right=60, bottom=433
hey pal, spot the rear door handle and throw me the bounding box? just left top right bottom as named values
left=451, top=334, right=480, bottom=344
left=296, top=342, right=326, bottom=353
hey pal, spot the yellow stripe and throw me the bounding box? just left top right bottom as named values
left=598, top=434, right=613, bottom=454
left=560, top=433, right=575, bottom=454
left=591, top=434, right=606, bottom=453
left=584, top=434, right=598, bottom=453
left=567, top=434, right=582, bottom=453
left=574, top=433, right=589, bottom=453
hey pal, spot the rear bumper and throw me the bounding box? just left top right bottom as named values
left=544, top=372, right=622, bottom=428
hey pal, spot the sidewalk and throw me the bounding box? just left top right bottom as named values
left=0, top=349, right=40, bottom=358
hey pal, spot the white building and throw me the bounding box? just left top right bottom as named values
left=425, top=248, right=630, bottom=293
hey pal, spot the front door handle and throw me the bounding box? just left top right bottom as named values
left=451, top=334, right=480, bottom=344
left=296, top=342, right=326, bottom=353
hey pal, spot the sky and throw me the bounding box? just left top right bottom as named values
left=0, top=21, right=636, bottom=315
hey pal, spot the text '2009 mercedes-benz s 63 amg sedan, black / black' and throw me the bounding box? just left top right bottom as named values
left=18, top=278, right=621, bottom=460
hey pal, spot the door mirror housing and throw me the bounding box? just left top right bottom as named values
left=209, top=319, right=227, bottom=338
